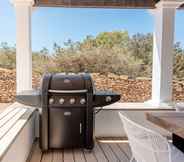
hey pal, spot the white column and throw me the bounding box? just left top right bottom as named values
left=151, top=1, right=184, bottom=106
left=11, top=0, right=34, bottom=93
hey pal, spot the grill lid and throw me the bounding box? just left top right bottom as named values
left=49, top=73, right=86, bottom=90
left=16, top=73, right=121, bottom=107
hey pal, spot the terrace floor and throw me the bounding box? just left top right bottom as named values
left=28, top=139, right=132, bottom=162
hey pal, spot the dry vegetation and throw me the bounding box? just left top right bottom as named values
left=0, top=31, right=184, bottom=102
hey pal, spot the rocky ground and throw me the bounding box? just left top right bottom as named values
left=0, top=68, right=183, bottom=103
left=0, top=68, right=40, bottom=103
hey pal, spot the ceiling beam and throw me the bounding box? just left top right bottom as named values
left=34, top=0, right=158, bottom=9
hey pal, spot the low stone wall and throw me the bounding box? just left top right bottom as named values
left=92, top=73, right=151, bottom=102
left=92, top=73, right=184, bottom=102
left=0, top=68, right=183, bottom=103
left=0, top=68, right=40, bottom=103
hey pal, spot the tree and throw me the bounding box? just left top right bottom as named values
left=173, top=42, right=184, bottom=79
left=0, top=42, right=16, bottom=69
left=1, top=31, right=184, bottom=79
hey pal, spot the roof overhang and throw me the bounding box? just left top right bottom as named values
left=34, top=0, right=160, bottom=9
left=180, top=3, right=184, bottom=8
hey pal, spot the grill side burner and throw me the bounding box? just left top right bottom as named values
left=16, top=73, right=121, bottom=151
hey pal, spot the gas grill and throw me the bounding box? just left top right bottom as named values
left=16, top=73, right=120, bottom=151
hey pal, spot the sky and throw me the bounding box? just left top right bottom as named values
left=0, top=0, right=184, bottom=52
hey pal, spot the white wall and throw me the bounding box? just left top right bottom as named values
left=95, top=109, right=171, bottom=138
left=1, top=113, right=36, bottom=162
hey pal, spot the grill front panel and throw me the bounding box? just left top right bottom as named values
left=48, top=93, right=87, bottom=108
left=49, top=107, right=85, bottom=148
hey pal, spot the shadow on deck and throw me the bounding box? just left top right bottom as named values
left=28, top=139, right=132, bottom=162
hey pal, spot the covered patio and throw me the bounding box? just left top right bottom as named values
left=0, top=0, right=184, bottom=162
left=12, top=0, right=184, bottom=107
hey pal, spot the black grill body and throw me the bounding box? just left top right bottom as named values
left=40, top=73, right=95, bottom=151
left=16, top=73, right=121, bottom=151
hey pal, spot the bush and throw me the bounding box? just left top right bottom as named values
left=0, top=31, right=184, bottom=80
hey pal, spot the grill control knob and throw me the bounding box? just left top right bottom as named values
left=106, top=96, right=112, bottom=102
left=70, top=98, right=75, bottom=104
left=59, top=98, right=65, bottom=104
left=80, top=98, right=86, bottom=105
left=49, top=98, right=54, bottom=104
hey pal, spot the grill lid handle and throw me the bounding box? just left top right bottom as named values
left=48, top=89, right=88, bottom=93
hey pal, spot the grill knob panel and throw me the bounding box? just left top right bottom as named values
left=59, top=98, right=65, bottom=104
left=80, top=98, right=86, bottom=105
left=70, top=98, right=75, bottom=104
left=49, top=98, right=54, bottom=104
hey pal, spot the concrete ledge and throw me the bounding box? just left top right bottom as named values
left=99, top=102, right=174, bottom=110
left=95, top=108, right=172, bottom=138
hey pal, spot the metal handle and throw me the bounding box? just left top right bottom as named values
left=80, top=123, right=82, bottom=134
left=48, top=89, right=88, bottom=93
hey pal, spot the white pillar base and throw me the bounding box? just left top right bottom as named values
left=145, top=99, right=174, bottom=108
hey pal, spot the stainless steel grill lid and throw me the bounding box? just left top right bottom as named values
left=50, top=73, right=86, bottom=90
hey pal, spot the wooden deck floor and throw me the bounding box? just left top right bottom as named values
left=28, top=139, right=132, bottom=162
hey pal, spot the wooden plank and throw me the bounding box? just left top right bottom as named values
left=34, top=0, right=157, bottom=8
left=52, top=150, right=63, bottom=162
left=180, top=3, right=184, bottom=9
left=0, top=108, right=21, bottom=127
left=0, top=108, right=27, bottom=140
left=0, top=108, right=36, bottom=161
left=83, top=149, right=97, bottom=162
left=73, top=148, right=85, bottom=162
left=64, top=149, right=74, bottom=162
left=28, top=140, right=133, bottom=162
left=146, top=112, right=184, bottom=138
left=0, top=103, right=25, bottom=119
left=93, top=142, right=108, bottom=162
left=0, top=120, right=27, bottom=159
left=0, top=105, right=16, bottom=120
left=0, top=112, right=35, bottom=162
left=29, top=142, right=42, bottom=162
left=99, top=142, right=119, bottom=162
left=109, top=143, right=129, bottom=162
left=41, top=151, right=52, bottom=162
left=118, top=143, right=132, bottom=159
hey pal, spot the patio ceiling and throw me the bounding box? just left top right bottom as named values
left=180, top=3, right=184, bottom=8
left=34, top=0, right=160, bottom=8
